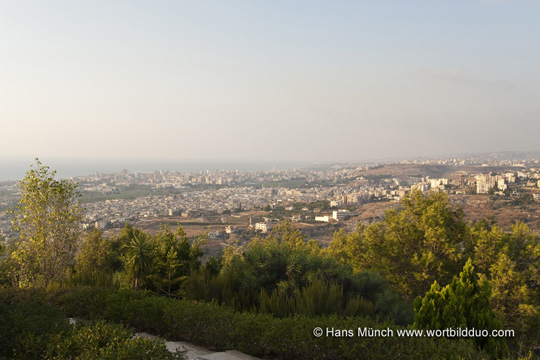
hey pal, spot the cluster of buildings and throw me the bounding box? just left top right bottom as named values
left=315, top=210, right=354, bottom=223
left=3, top=154, right=540, bottom=239
left=474, top=172, right=540, bottom=194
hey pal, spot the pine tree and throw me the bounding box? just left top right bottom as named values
left=146, top=225, right=204, bottom=296
left=414, top=259, right=507, bottom=357
left=359, top=190, right=467, bottom=300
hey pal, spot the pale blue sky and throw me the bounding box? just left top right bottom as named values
left=1, top=0, right=539, bottom=164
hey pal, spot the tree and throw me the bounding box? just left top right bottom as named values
left=146, top=225, right=204, bottom=296
left=123, top=232, right=152, bottom=290
left=0, top=237, right=18, bottom=288
left=468, top=221, right=508, bottom=275
left=507, top=221, right=540, bottom=288
left=75, top=229, right=119, bottom=275
left=486, top=254, right=539, bottom=339
left=414, top=259, right=507, bottom=357
left=473, top=221, right=540, bottom=350
left=10, top=159, right=85, bottom=287
left=325, top=224, right=365, bottom=272
left=358, top=190, right=468, bottom=300
left=267, top=221, right=306, bottom=250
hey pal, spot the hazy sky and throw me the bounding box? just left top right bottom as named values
left=1, top=0, right=539, bottom=164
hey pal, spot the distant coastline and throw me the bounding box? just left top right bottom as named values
left=2, top=150, right=540, bottom=182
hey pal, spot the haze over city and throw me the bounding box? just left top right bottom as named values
left=3, top=4, right=540, bottom=358
left=1, top=1, right=539, bottom=165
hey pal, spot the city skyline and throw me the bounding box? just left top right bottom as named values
left=1, top=1, right=539, bottom=163
left=1, top=150, right=539, bottom=182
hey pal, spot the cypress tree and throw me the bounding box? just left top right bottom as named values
left=414, top=259, right=507, bottom=358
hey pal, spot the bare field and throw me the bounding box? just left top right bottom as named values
left=451, top=195, right=540, bottom=231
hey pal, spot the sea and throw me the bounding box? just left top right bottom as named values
left=0, top=158, right=309, bottom=182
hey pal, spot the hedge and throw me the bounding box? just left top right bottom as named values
left=1, top=287, right=486, bottom=360
left=0, top=291, right=179, bottom=360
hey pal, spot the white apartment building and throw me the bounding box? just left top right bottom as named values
left=333, top=210, right=350, bottom=222
left=255, top=222, right=272, bottom=233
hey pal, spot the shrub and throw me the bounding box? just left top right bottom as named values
left=0, top=302, right=71, bottom=359
left=47, top=321, right=182, bottom=360
left=48, top=286, right=111, bottom=319
left=47, top=287, right=484, bottom=360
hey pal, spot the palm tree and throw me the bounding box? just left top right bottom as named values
left=124, top=232, right=152, bottom=290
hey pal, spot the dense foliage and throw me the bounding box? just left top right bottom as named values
left=326, top=191, right=540, bottom=357
left=329, top=190, right=468, bottom=300
left=0, top=290, right=180, bottom=360
left=184, top=230, right=413, bottom=324
left=1, top=287, right=483, bottom=360
left=9, top=159, right=85, bottom=287
left=414, top=259, right=507, bottom=357
left=1, top=162, right=539, bottom=358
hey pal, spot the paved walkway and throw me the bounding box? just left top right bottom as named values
left=136, top=332, right=262, bottom=360
left=69, top=318, right=261, bottom=360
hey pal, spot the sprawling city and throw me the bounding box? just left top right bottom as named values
left=3, top=152, right=540, bottom=358
left=2, top=1, right=539, bottom=359
left=4, top=152, right=540, bottom=255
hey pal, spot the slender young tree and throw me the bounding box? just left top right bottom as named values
left=10, top=159, right=85, bottom=287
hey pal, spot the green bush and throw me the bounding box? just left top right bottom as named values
left=0, top=302, right=71, bottom=359
left=0, top=286, right=47, bottom=305
left=257, top=278, right=377, bottom=318
left=0, top=288, right=182, bottom=360
left=47, top=321, right=182, bottom=360
left=183, top=239, right=413, bottom=324
left=108, top=294, right=170, bottom=334
left=48, top=286, right=110, bottom=319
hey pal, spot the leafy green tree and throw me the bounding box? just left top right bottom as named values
left=109, top=223, right=144, bottom=273
left=267, top=221, right=306, bottom=250
left=203, top=256, right=222, bottom=276
left=325, top=224, right=365, bottom=272
left=468, top=220, right=508, bottom=275
left=471, top=221, right=540, bottom=350
left=146, top=225, right=205, bottom=296
left=174, top=225, right=205, bottom=274
left=75, top=229, right=114, bottom=275
left=10, top=159, right=85, bottom=287
left=414, top=259, right=507, bottom=357
left=0, top=257, right=17, bottom=288
left=508, top=222, right=540, bottom=288
left=147, top=227, right=184, bottom=296
left=0, top=239, right=6, bottom=286
left=358, top=190, right=467, bottom=300
left=117, top=222, right=144, bottom=245
left=486, top=254, right=539, bottom=340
